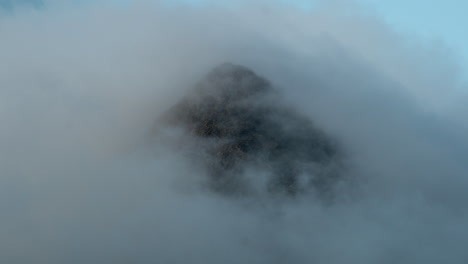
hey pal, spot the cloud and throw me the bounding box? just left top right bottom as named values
left=0, top=0, right=467, bottom=263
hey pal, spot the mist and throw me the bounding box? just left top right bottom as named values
left=1, top=0, right=468, bottom=263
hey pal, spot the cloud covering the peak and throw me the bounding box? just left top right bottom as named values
left=0, top=1, right=468, bottom=263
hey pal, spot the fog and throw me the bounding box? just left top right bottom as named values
left=1, top=0, right=468, bottom=263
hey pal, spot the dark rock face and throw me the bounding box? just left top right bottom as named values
left=155, top=63, right=342, bottom=197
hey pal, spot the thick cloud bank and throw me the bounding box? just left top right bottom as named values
left=1, top=1, right=468, bottom=263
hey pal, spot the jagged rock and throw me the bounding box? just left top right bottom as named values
left=155, top=63, right=342, bottom=197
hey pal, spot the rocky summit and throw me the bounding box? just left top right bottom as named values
left=155, top=63, right=342, bottom=197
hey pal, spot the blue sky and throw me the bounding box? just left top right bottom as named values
left=356, top=0, right=467, bottom=70
left=277, top=0, right=468, bottom=73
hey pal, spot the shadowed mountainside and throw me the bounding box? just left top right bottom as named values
left=155, top=63, right=343, bottom=197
